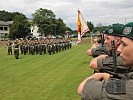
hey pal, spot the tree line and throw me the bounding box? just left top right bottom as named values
left=0, top=9, right=115, bottom=39
left=0, top=9, right=70, bottom=39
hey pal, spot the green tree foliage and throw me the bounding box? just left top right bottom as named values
left=32, top=8, right=67, bottom=36
left=32, top=8, right=56, bottom=36
left=66, top=27, right=72, bottom=35
left=55, top=18, right=67, bottom=36
left=93, top=23, right=105, bottom=33
left=9, top=15, right=30, bottom=39
left=0, top=10, right=25, bottom=21
left=87, top=21, right=94, bottom=32
left=94, top=27, right=104, bottom=33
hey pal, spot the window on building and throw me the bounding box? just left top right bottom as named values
left=0, top=27, right=3, bottom=30
left=4, top=27, right=8, bottom=30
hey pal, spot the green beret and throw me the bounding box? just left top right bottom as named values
left=104, top=24, right=124, bottom=36
left=122, top=22, right=133, bottom=40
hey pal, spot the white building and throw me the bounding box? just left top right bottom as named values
left=0, top=21, right=40, bottom=39
left=30, top=25, right=40, bottom=36
left=0, top=21, right=13, bottom=39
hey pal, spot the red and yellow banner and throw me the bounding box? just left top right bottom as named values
left=77, top=10, right=89, bottom=43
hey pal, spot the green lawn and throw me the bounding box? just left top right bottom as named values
left=0, top=44, right=93, bottom=100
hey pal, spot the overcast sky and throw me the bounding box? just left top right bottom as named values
left=1, top=0, right=133, bottom=30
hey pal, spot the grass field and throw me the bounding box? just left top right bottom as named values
left=0, top=42, right=93, bottom=100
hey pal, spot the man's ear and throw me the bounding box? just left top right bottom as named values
left=116, top=37, right=121, bottom=45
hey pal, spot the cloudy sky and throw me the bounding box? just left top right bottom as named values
left=1, top=0, right=133, bottom=29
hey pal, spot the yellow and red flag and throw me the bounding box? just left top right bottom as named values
left=77, top=10, right=89, bottom=44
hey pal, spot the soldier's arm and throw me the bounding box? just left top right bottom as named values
left=86, top=48, right=92, bottom=56
left=97, top=56, right=130, bottom=74
left=89, top=58, right=98, bottom=69
left=77, top=73, right=111, bottom=95
left=86, top=43, right=98, bottom=56
left=89, top=55, right=108, bottom=69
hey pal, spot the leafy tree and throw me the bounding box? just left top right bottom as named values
left=0, top=10, right=11, bottom=21
left=93, top=23, right=104, bottom=33
left=0, top=10, right=25, bottom=21
left=55, top=18, right=67, bottom=36
left=32, top=8, right=56, bottom=36
left=9, top=15, right=30, bottom=39
left=66, top=27, right=72, bottom=35
left=87, top=21, right=94, bottom=32
left=32, top=8, right=67, bottom=36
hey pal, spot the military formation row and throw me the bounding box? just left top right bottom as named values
left=7, top=38, right=72, bottom=59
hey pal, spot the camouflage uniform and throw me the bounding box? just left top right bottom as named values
left=97, top=56, right=131, bottom=74
left=81, top=72, right=133, bottom=100
left=91, top=44, right=110, bottom=58
left=7, top=41, right=12, bottom=55
left=38, top=42, right=43, bottom=55
left=47, top=42, right=52, bottom=55
left=29, top=42, right=35, bottom=55
left=14, top=42, right=19, bottom=59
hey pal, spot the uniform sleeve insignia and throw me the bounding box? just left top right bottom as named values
left=123, top=27, right=132, bottom=35
left=108, top=29, right=113, bottom=33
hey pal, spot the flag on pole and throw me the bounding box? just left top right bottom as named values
left=77, top=10, right=89, bottom=44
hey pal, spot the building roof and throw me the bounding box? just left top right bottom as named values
left=0, top=21, right=13, bottom=26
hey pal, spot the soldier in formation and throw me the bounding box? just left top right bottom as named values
left=13, top=40, right=20, bottom=59
left=86, top=33, right=110, bottom=58
left=7, top=40, right=13, bottom=55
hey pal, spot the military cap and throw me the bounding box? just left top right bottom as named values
left=122, top=22, right=133, bottom=40
left=104, top=23, right=124, bottom=36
